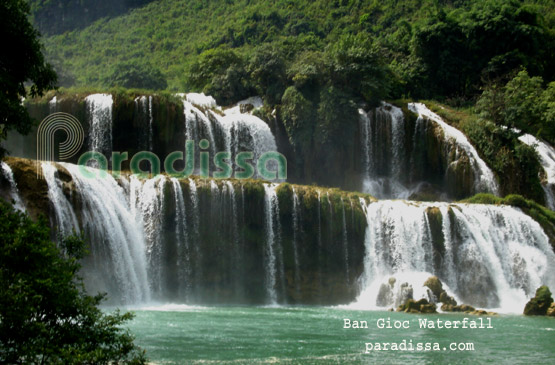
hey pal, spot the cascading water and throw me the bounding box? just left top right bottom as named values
left=181, top=94, right=278, bottom=178
left=354, top=200, right=555, bottom=313
left=341, top=197, right=350, bottom=283
left=3, top=157, right=553, bottom=309
left=359, top=102, right=411, bottom=198
left=518, top=134, right=555, bottom=210
left=57, top=163, right=151, bottom=304
left=41, top=162, right=79, bottom=235
left=129, top=175, right=167, bottom=299
left=135, top=95, right=154, bottom=151
left=291, top=187, right=302, bottom=294
left=0, top=161, right=25, bottom=212
left=49, top=96, right=57, bottom=113
left=85, top=94, right=113, bottom=158
left=408, top=103, right=499, bottom=196
left=263, top=184, right=286, bottom=304
left=171, top=177, right=191, bottom=298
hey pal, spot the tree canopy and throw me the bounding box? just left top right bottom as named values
left=0, top=200, right=147, bottom=364
left=0, top=0, right=57, bottom=158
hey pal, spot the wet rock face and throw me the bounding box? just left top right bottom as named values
left=0, top=157, right=370, bottom=305
left=524, top=286, right=554, bottom=316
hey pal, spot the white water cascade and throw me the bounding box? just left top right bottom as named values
left=359, top=102, right=412, bottom=198
left=171, top=177, right=191, bottom=298
left=354, top=200, right=555, bottom=313
left=0, top=161, right=25, bottom=212
left=49, top=96, right=57, bottom=113
left=85, top=94, right=114, bottom=158
left=129, top=175, right=167, bottom=298
left=59, top=163, right=151, bottom=304
left=135, top=95, right=154, bottom=151
left=291, top=187, right=302, bottom=294
left=263, top=184, right=286, bottom=304
left=41, top=162, right=79, bottom=236
left=518, top=134, right=555, bottom=210
left=181, top=94, right=278, bottom=178
left=408, top=103, right=500, bottom=196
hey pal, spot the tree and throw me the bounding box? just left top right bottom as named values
left=0, top=200, right=147, bottom=364
left=325, top=33, right=390, bottom=106
left=247, top=44, right=287, bottom=105
left=102, top=61, right=167, bottom=90
left=186, top=47, right=250, bottom=105
left=476, top=69, right=555, bottom=144
left=0, top=0, right=57, bottom=158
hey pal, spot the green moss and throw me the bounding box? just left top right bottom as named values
left=425, top=207, right=445, bottom=264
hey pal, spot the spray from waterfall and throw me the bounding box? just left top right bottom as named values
left=1, top=161, right=25, bottom=212
left=353, top=200, right=555, bottom=313
left=41, top=162, right=79, bottom=235
left=85, top=94, right=113, bottom=159
left=60, top=163, right=151, bottom=304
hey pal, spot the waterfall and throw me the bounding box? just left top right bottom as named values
left=85, top=94, right=113, bottom=158
left=183, top=100, right=217, bottom=156
left=59, top=163, right=151, bottom=304
left=181, top=94, right=278, bottom=178
left=359, top=103, right=422, bottom=199
left=171, top=178, right=190, bottom=298
left=49, top=96, right=57, bottom=113
left=341, top=197, right=350, bottom=283
left=354, top=200, right=555, bottom=313
left=408, top=103, right=499, bottom=195
left=135, top=95, right=154, bottom=151
left=291, top=187, right=301, bottom=295
left=41, top=162, right=79, bottom=235
left=263, top=184, right=285, bottom=304
left=211, top=112, right=278, bottom=163
left=517, top=134, right=555, bottom=210
left=130, top=175, right=168, bottom=298
left=0, top=161, right=25, bottom=212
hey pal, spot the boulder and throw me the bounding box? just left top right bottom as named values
left=439, top=291, right=457, bottom=306
left=441, top=303, right=475, bottom=313
left=424, top=276, right=443, bottom=300
left=524, top=286, right=554, bottom=316
left=397, top=298, right=437, bottom=314
left=547, top=303, right=555, bottom=317
left=423, top=276, right=458, bottom=306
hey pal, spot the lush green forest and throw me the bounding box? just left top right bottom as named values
left=36, top=0, right=555, bottom=141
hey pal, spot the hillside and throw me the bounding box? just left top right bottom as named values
left=40, top=0, right=555, bottom=94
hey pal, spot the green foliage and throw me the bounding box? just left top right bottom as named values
left=187, top=47, right=252, bottom=105
left=247, top=44, right=287, bottom=105
left=27, top=0, right=156, bottom=35
left=0, top=0, right=57, bottom=158
left=280, top=86, right=316, bottom=153
left=427, top=101, right=546, bottom=203
left=37, top=0, right=555, bottom=101
left=477, top=70, right=555, bottom=144
left=0, top=200, right=147, bottom=364
left=316, top=85, right=358, bottom=146
left=325, top=33, right=389, bottom=105
left=101, top=60, right=167, bottom=90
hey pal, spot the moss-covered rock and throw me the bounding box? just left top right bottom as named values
left=397, top=298, right=437, bottom=314
left=524, top=286, right=554, bottom=316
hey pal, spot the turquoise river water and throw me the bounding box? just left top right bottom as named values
left=122, top=305, right=555, bottom=364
